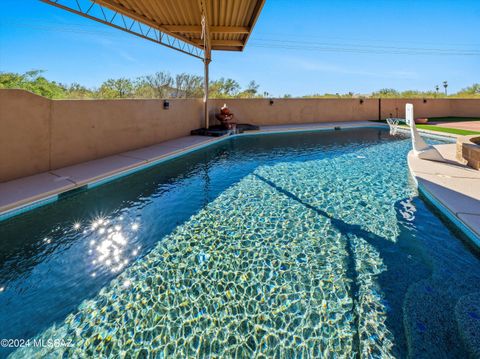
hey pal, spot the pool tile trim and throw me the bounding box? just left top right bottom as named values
left=0, top=194, right=59, bottom=221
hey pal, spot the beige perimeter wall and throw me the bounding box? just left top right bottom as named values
left=1, top=89, right=479, bottom=182
left=1, top=90, right=203, bottom=182
left=379, top=98, right=480, bottom=119
left=209, top=98, right=379, bottom=124
left=209, top=98, right=480, bottom=124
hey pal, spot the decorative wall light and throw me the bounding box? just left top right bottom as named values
left=163, top=100, right=170, bottom=110
left=359, top=99, right=364, bottom=104
left=423, top=98, right=427, bottom=103
left=269, top=99, right=274, bottom=105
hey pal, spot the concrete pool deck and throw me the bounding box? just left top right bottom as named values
left=408, top=144, right=480, bottom=247
left=428, top=120, right=480, bottom=132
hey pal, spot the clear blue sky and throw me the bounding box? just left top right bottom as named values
left=0, top=0, right=479, bottom=96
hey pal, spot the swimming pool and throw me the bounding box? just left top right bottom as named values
left=1, top=128, right=479, bottom=358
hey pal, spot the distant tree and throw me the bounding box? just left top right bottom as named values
left=371, top=88, right=400, bottom=98
left=0, top=72, right=25, bottom=88
left=173, top=73, right=203, bottom=98
left=98, top=78, right=134, bottom=98
left=237, top=80, right=260, bottom=98
left=65, top=83, right=95, bottom=99
left=221, top=78, right=241, bottom=96
left=0, top=70, right=67, bottom=98
left=283, top=94, right=292, bottom=98
left=456, top=83, right=480, bottom=96
left=303, top=92, right=351, bottom=98
left=3, top=70, right=479, bottom=100
left=241, top=80, right=260, bottom=97
left=133, top=81, right=156, bottom=99
left=400, top=90, right=440, bottom=98
left=400, top=90, right=423, bottom=97
left=208, top=80, right=222, bottom=98
left=140, top=71, right=173, bottom=98
left=209, top=77, right=241, bottom=98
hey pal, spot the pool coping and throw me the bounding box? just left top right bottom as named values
left=0, top=121, right=387, bottom=221
left=407, top=145, right=480, bottom=249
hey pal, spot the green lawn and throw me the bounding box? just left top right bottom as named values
left=372, top=117, right=480, bottom=136
left=371, top=118, right=480, bottom=135
left=398, top=124, right=480, bottom=136
left=427, top=116, right=480, bottom=122
left=372, top=117, right=480, bottom=124
left=415, top=124, right=480, bottom=136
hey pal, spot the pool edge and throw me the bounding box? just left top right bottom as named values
left=407, top=153, right=480, bottom=250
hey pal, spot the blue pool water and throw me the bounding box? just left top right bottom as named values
left=1, top=128, right=479, bottom=358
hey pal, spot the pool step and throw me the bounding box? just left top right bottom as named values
left=402, top=271, right=480, bottom=359
left=454, top=292, right=480, bottom=358
left=403, top=278, right=466, bottom=358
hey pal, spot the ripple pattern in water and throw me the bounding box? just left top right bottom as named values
left=12, top=135, right=474, bottom=358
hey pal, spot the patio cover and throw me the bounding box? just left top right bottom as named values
left=41, top=0, right=265, bottom=56
left=41, top=0, right=265, bottom=127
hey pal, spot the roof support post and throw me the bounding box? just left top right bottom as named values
left=199, top=0, right=212, bottom=129
left=204, top=57, right=211, bottom=129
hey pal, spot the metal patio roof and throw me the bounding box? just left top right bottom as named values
left=41, top=0, right=266, bottom=59
left=41, top=0, right=266, bottom=128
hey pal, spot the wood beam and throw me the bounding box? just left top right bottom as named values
left=195, top=39, right=244, bottom=47
left=211, top=26, right=250, bottom=34
left=163, top=25, right=250, bottom=34
left=210, top=46, right=243, bottom=51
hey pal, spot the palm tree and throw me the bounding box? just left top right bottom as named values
left=443, top=81, right=448, bottom=95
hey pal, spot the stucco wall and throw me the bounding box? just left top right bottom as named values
left=0, top=90, right=52, bottom=181
left=0, top=90, right=203, bottom=181
left=451, top=99, right=480, bottom=118
left=210, top=98, right=480, bottom=126
left=380, top=99, right=452, bottom=119
left=209, top=98, right=379, bottom=125
left=1, top=89, right=479, bottom=182
left=379, top=99, right=480, bottom=119
left=50, top=98, right=203, bottom=168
